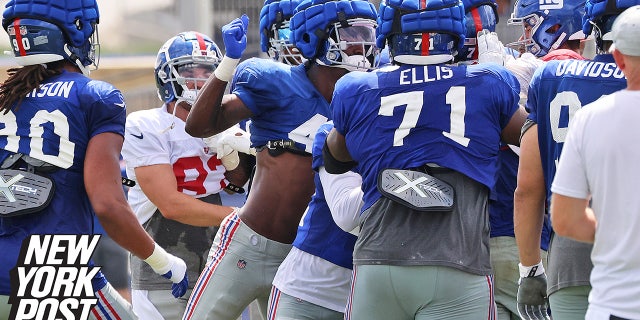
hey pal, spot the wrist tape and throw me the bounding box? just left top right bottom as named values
left=144, top=243, right=171, bottom=274
left=214, top=57, right=240, bottom=82
left=519, top=260, right=545, bottom=278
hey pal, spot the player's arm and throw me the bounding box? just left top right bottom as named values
left=501, top=105, right=528, bottom=146
left=319, top=168, right=363, bottom=233
left=323, top=128, right=357, bottom=174
left=186, top=81, right=252, bottom=138
left=134, top=164, right=234, bottom=226
left=550, top=193, right=595, bottom=243
left=85, top=132, right=156, bottom=257
left=185, top=15, right=253, bottom=138
left=85, top=132, right=189, bottom=297
left=549, top=116, right=595, bottom=243
left=513, top=124, right=546, bottom=266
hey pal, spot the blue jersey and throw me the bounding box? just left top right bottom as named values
left=0, top=70, right=126, bottom=295
left=489, top=145, right=551, bottom=250
left=332, top=64, right=520, bottom=211
left=527, top=54, right=626, bottom=204
left=293, top=122, right=357, bottom=270
left=231, top=58, right=331, bottom=153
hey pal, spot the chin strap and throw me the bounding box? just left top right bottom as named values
left=64, top=44, right=90, bottom=76
left=159, top=101, right=184, bottom=134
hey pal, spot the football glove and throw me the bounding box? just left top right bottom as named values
left=517, top=261, right=550, bottom=320
left=144, top=244, right=189, bottom=298
left=202, top=126, right=254, bottom=171
left=216, top=126, right=256, bottom=156
left=222, top=14, right=249, bottom=59
left=505, top=53, right=544, bottom=106
left=477, top=29, right=509, bottom=66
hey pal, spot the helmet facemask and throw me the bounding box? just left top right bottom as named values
left=319, top=18, right=379, bottom=72
left=268, top=20, right=305, bottom=65
left=508, top=13, right=548, bottom=55
left=161, top=56, right=218, bottom=106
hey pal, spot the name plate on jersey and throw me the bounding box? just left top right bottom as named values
left=0, top=169, right=55, bottom=217
left=377, top=169, right=454, bottom=212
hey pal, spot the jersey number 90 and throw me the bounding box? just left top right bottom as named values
left=0, top=110, right=76, bottom=169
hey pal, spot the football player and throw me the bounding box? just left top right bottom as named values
left=261, top=1, right=365, bottom=319
left=550, top=5, right=640, bottom=319
left=268, top=121, right=362, bottom=320
left=322, top=0, right=527, bottom=318
left=121, top=31, right=243, bottom=319
left=181, top=0, right=379, bottom=319
left=0, top=1, right=187, bottom=319
left=513, top=0, right=638, bottom=318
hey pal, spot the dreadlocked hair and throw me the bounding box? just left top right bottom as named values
left=0, top=62, right=63, bottom=114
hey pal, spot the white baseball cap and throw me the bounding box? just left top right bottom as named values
left=609, top=5, right=640, bottom=56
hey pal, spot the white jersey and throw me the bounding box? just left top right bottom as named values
left=122, top=104, right=227, bottom=224
left=551, top=90, right=640, bottom=319
left=272, top=247, right=353, bottom=312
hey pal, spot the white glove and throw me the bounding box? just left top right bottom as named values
left=477, top=29, right=509, bottom=66
left=505, top=53, right=544, bottom=106
left=217, top=126, right=256, bottom=156
left=144, top=244, right=188, bottom=298
left=202, top=132, right=241, bottom=171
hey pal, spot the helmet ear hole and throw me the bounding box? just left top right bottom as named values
left=157, top=70, right=168, bottom=81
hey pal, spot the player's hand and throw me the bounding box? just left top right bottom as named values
left=203, top=131, right=243, bottom=171
left=144, top=245, right=189, bottom=298
left=517, top=273, right=550, bottom=320
left=160, top=255, right=189, bottom=298
left=505, top=52, right=544, bottom=105
left=477, top=29, right=507, bottom=66
left=217, top=126, right=256, bottom=156
left=222, top=14, right=249, bottom=59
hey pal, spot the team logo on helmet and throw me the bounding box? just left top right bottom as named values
left=540, top=0, right=564, bottom=10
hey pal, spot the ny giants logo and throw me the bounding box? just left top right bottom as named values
left=539, top=0, right=563, bottom=10
left=9, top=235, right=101, bottom=320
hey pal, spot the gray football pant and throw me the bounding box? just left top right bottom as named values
left=347, top=264, right=495, bottom=320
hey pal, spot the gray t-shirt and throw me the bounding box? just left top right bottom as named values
left=547, top=233, right=593, bottom=295
left=130, top=193, right=221, bottom=290
left=354, top=170, right=492, bottom=276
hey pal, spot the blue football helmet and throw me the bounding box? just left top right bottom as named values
left=457, top=0, right=499, bottom=62
left=377, top=0, right=467, bottom=65
left=508, top=0, right=586, bottom=57
left=290, top=0, right=379, bottom=71
left=155, top=31, right=222, bottom=105
left=260, top=0, right=305, bottom=65
left=2, top=0, right=100, bottom=75
left=583, top=0, right=640, bottom=52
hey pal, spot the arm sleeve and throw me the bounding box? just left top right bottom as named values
left=319, top=167, right=364, bottom=234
